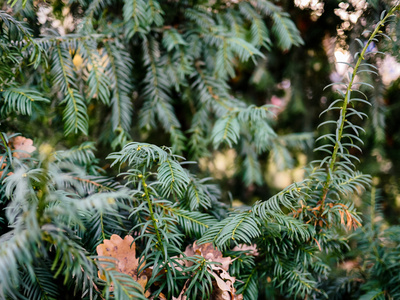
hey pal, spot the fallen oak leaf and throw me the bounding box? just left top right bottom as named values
left=212, top=272, right=230, bottom=292
left=181, top=241, right=242, bottom=300
left=209, top=266, right=243, bottom=300
left=97, top=235, right=138, bottom=276
left=11, top=136, right=36, bottom=159
left=184, top=241, right=232, bottom=271
left=96, top=234, right=150, bottom=297
left=137, top=274, right=150, bottom=295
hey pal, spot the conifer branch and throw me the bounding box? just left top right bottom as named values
left=320, top=5, right=399, bottom=207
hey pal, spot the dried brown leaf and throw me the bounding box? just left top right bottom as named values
left=96, top=234, right=139, bottom=276
left=96, top=234, right=150, bottom=297
left=0, top=156, right=12, bottom=177
left=184, top=242, right=232, bottom=271
left=158, top=292, right=168, bottom=300
left=232, top=244, right=259, bottom=257
left=175, top=242, right=241, bottom=299
left=11, top=136, right=36, bottom=159
left=209, top=266, right=243, bottom=300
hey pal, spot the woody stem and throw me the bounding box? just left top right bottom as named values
left=141, top=176, right=164, bottom=253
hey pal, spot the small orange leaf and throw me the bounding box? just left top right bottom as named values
left=345, top=211, right=352, bottom=230
left=353, top=218, right=362, bottom=228
left=339, top=210, right=345, bottom=226
left=313, top=238, right=322, bottom=251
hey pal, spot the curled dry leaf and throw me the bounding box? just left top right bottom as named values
left=11, top=136, right=36, bottom=159
left=184, top=241, right=232, bottom=271
left=210, top=266, right=243, bottom=300
left=179, top=241, right=242, bottom=299
left=96, top=234, right=150, bottom=297
left=232, top=244, right=259, bottom=257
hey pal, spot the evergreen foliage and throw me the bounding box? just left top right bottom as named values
left=0, top=0, right=309, bottom=185
left=1, top=0, right=400, bottom=299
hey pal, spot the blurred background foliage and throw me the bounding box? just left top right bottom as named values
left=1, top=0, right=400, bottom=298
left=3, top=0, right=400, bottom=209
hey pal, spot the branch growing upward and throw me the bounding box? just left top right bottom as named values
left=319, top=5, right=400, bottom=208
